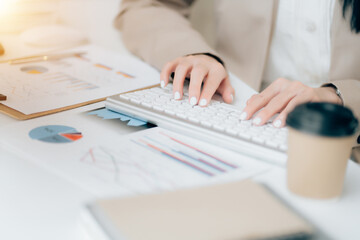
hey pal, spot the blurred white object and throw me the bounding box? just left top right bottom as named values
left=20, top=24, right=87, bottom=48
left=0, top=0, right=59, bottom=34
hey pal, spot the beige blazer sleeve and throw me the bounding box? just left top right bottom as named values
left=330, top=80, right=360, bottom=149
left=330, top=80, right=360, bottom=120
left=115, top=0, right=217, bottom=71
left=328, top=2, right=360, bottom=122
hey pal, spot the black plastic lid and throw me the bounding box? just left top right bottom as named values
left=286, top=102, right=359, bottom=137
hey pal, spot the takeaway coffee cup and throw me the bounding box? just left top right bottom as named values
left=286, top=102, right=358, bottom=199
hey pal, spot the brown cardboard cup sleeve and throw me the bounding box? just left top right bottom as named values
left=286, top=102, right=359, bottom=199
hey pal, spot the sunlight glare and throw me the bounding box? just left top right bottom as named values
left=0, top=0, right=18, bottom=17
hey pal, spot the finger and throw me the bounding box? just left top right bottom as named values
left=242, top=78, right=290, bottom=121
left=252, top=90, right=297, bottom=126
left=242, top=90, right=279, bottom=121
left=172, top=63, right=192, bottom=100
left=273, top=95, right=313, bottom=128
left=216, top=77, right=235, bottom=104
left=188, top=65, right=208, bottom=106
left=198, top=72, right=224, bottom=107
left=160, top=59, right=179, bottom=88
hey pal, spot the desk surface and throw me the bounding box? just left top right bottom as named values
left=0, top=103, right=147, bottom=240
left=0, top=33, right=359, bottom=240
left=0, top=101, right=359, bottom=240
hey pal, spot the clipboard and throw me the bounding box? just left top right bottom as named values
left=0, top=84, right=159, bottom=120
left=0, top=98, right=105, bottom=120
left=0, top=44, right=161, bottom=120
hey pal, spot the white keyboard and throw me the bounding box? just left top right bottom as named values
left=106, top=84, right=288, bottom=166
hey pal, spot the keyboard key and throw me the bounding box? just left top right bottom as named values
left=209, top=100, right=220, bottom=106
left=225, top=128, right=238, bottom=136
left=227, top=116, right=239, bottom=121
left=150, top=87, right=164, bottom=93
left=279, top=144, right=288, bottom=151
left=160, top=95, right=171, bottom=101
left=175, top=108, right=186, bottom=113
left=241, top=120, right=252, bottom=126
left=170, top=99, right=181, bottom=105
left=213, top=124, right=226, bottom=131
left=153, top=105, right=164, bottom=112
left=265, top=140, right=279, bottom=148
left=248, top=128, right=263, bottom=134
left=164, top=109, right=176, bottom=115
left=144, top=94, right=158, bottom=100
left=176, top=113, right=187, bottom=119
left=230, top=111, right=242, bottom=118
left=119, top=94, right=130, bottom=100
left=252, top=136, right=265, bottom=144
left=185, top=112, right=197, bottom=118
left=200, top=120, right=212, bottom=127
left=141, top=102, right=152, bottom=108
left=224, top=119, right=238, bottom=126
left=188, top=117, right=200, bottom=123
left=238, top=132, right=251, bottom=140
left=130, top=98, right=141, bottom=104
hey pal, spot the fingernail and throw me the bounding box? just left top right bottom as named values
left=174, top=91, right=181, bottom=100
left=190, top=96, right=197, bottom=106
left=239, top=112, right=247, bottom=121
left=230, top=94, right=234, bottom=102
left=160, top=80, right=165, bottom=88
left=273, top=119, right=282, bottom=128
left=252, top=117, right=261, bottom=125
left=199, top=99, right=207, bottom=107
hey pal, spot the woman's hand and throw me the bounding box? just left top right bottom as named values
left=160, top=54, right=235, bottom=106
left=240, top=78, right=343, bottom=128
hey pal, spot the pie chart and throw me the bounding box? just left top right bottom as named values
left=20, top=65, right=48, bottom=74
left=29, top=125, right=83, bottom=143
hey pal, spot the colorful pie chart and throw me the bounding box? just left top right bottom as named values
left=20, top=65, right=48, bottom=74
left=29, top=125, right=83, bottom=143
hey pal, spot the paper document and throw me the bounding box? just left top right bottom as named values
left=0, top=111, right=270, bottom=198
left=88, top=108, right=148, bottom=127
left=0, top=44, right=159, bottom=115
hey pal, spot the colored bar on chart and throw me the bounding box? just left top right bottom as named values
left=175, top=150, right=226, bottom=173
left=94, top=63, right=112, bottom=71
left=160, top=132, right=238, bottom=169
left=139, top=140, right=214, bottom=177
left=116, top=71, right=134, bottom=78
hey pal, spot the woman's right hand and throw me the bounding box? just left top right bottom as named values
left=160, top=54, right=235, bottom=106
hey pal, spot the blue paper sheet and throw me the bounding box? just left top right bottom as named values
left=88, top=108, right=147, bottom=127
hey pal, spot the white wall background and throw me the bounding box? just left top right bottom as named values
left=56, top=0, right=127, bottom=53
left=0, top=0, right=213, bottom=54
left=55, top=0, right=214, bottom=52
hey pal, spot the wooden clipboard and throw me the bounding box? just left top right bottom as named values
left=0, top=84, right=159, bottom=120
left=0, top=98, right=106, bottom=120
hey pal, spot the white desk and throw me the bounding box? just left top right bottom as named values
left=0, top=145, right=90, bottom=240
left=0, top=103, right=148, bottom=240
left=0, top=101, right=359, bottom=240
left=255, top=163, right=360, bottom=239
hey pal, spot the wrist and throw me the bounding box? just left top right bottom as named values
left=320, top=84, right=343, bottom=105
left=187, top=52, right=225, bottom=67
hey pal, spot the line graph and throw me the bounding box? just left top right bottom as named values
left=79, top=145, right=181, bottom=194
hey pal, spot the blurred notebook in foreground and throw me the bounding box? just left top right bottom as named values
left=83, top=181, right=314, bottom=240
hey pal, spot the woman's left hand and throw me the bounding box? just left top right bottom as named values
left=240, top=78, right=343, bottom=128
